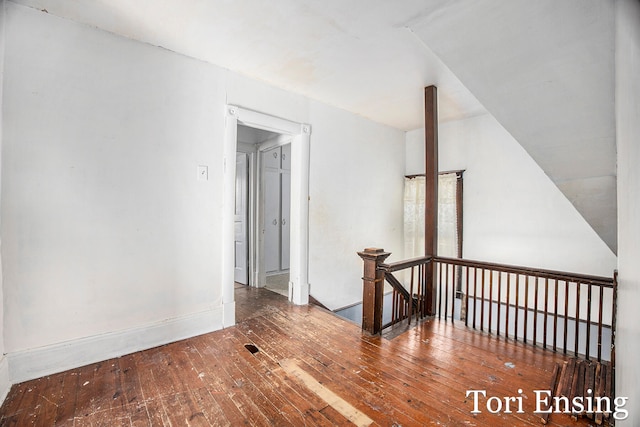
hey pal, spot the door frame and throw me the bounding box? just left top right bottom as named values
left=222, top=105, right=311, bottom=326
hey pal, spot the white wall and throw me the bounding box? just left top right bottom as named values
left=0, top=0, right=10, bottom=404
left=3, top=3, right=225, bottom=357
left=615, top=0, right=640, bottom=424
left=406, top=114, right=616, bottom=277
left=308, top=102, right=404, bottom=310
left=0, top=2, right=405, bottom=381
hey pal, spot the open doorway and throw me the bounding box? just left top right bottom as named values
left=235, top=125, right=291, bottom=296
left=222, top=105, right=311, bottom=327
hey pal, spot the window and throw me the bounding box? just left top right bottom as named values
left=403, top=171, right=463, bottom=259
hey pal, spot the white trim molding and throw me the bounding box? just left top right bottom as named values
left=223, top=105, right=311, bottom=307
left=8, top=307, right=223, bottom=384
left=0, top=356, right=10, bottom=405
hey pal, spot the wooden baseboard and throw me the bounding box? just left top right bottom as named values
left=8, top=307, right=224, bottom=384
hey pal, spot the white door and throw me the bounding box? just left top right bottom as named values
left=234, top=153, right=249, bottom=284
left=280, top=144, right=291, bottom=270
left=263, top=147, right=281, bottom=273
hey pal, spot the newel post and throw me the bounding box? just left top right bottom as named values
left=358, top=248, right=391, bottom=335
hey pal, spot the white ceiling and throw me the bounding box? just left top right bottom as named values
left=237, top=125, right=280, bottom=145
left=9, top=0, right=487, bottom=131
left=8, top=0, right=618, bottom=251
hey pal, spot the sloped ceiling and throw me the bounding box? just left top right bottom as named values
left=408, top=0, right=617, bottom=252
left=7, top=0, right=617, bottom=251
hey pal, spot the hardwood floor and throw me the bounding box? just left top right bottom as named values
left=0, top=286, right=596, bottom=426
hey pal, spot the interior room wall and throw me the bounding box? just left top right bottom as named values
left=0, top=0, right=10, bottom=403
left=405, top=113, right=617, bottom=277
left=0, top=2, right=405, bottom=382
left=307, top=101, right=404, bottom=310
left=2, top=3, right=227, bottom=381
left=615, top=0, right=640, bottom=423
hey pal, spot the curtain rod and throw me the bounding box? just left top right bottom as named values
left=405, top=169, right=465, bottom=179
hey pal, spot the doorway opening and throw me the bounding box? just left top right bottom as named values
left=260, top=141, right=291, bottom=296
left=235, top=125, right=291, bottom=297
left=222, top=105, right=311, bottom=327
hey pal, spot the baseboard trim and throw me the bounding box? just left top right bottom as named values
left=0, top=356, right=10, bottom=406
left=223, top=301, right=235, bottom=328
left=8, top=307, right=224, bottom=384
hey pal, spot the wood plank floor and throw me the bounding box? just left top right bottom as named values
left=0, top=285, right=595, bottom=426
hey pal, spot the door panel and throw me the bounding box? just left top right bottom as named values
left=234, top=153, right=249, bottom=284
left=281, top=169, right=291, bottom=270
left=263, top=147, right=281, bottom=273
left=261, top=143, right=292, bottom=275
left=263, top=146, right=280, bottom=169
left=281, top=143, right=291, bottom=171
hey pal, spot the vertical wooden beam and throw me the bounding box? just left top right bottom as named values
left=424, top=85, right=438, bottom=315
left=611, top=270, right=618, bottom=392
left=357, top=248, right=391, bottom=334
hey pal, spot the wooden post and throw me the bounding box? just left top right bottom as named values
left=424, top=85, right=439, bottom=315
left=611, top=270, right=617, bottom=395
left=357, top=248, right=391, bottom=334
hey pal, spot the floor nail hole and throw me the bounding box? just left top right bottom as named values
left=245, top=344, right=259, bottom=354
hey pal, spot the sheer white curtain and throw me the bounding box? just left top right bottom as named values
left=404, top=176, right=426, bottom=258
left=437, top=173, right=458, bottom=258
left=404, top=173, right=459, bottom=259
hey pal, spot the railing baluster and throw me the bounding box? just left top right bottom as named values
left=443, top=264, right=449, bottom=320
left=506, top=273, right=511, bottom=339
left=534, top=277, right=539, bottom=346
left=575, top=282, right=581, bottom=356
left=420, top=263, right=425, bottom=318
left=598, top=285, right=604, bottom=362
left=586, top=283, right=592, bottom=360
left=488, top=270, right=493, bottom=334
left=497, top=272, right=502, bottom=337
left=524, top=275, right=529, bottom=343
left=465, top=266, right=470, bottom=327
left=408, top=266, right=415, bottom=325
left=554, top=280, right=559, bottom=352
left=563, top=280, right=569, bottom=354
left=438, top=261, right=443, bottom=319
left=422, top=263, right=427, bottom=318
left=450, top=263, right=456, bottom=322
left=416, top=264, right=421, bottom=321
left=480, top=268, right=485, bottom=331
left=544, top=278, right=549, bottom=350
left=396, top=290, right=399, bottom=322
left=401, top=288, right=405, bottom=320
left=392, top=289, right=397, bottom=323
left=515, top=274, right=520, bottom=341
left=473, top=267, right=478, bottom=330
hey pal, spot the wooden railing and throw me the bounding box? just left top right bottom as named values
left=379, top=256, right=432, bottom=329
left=358, top=249, right=617, bottom=364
